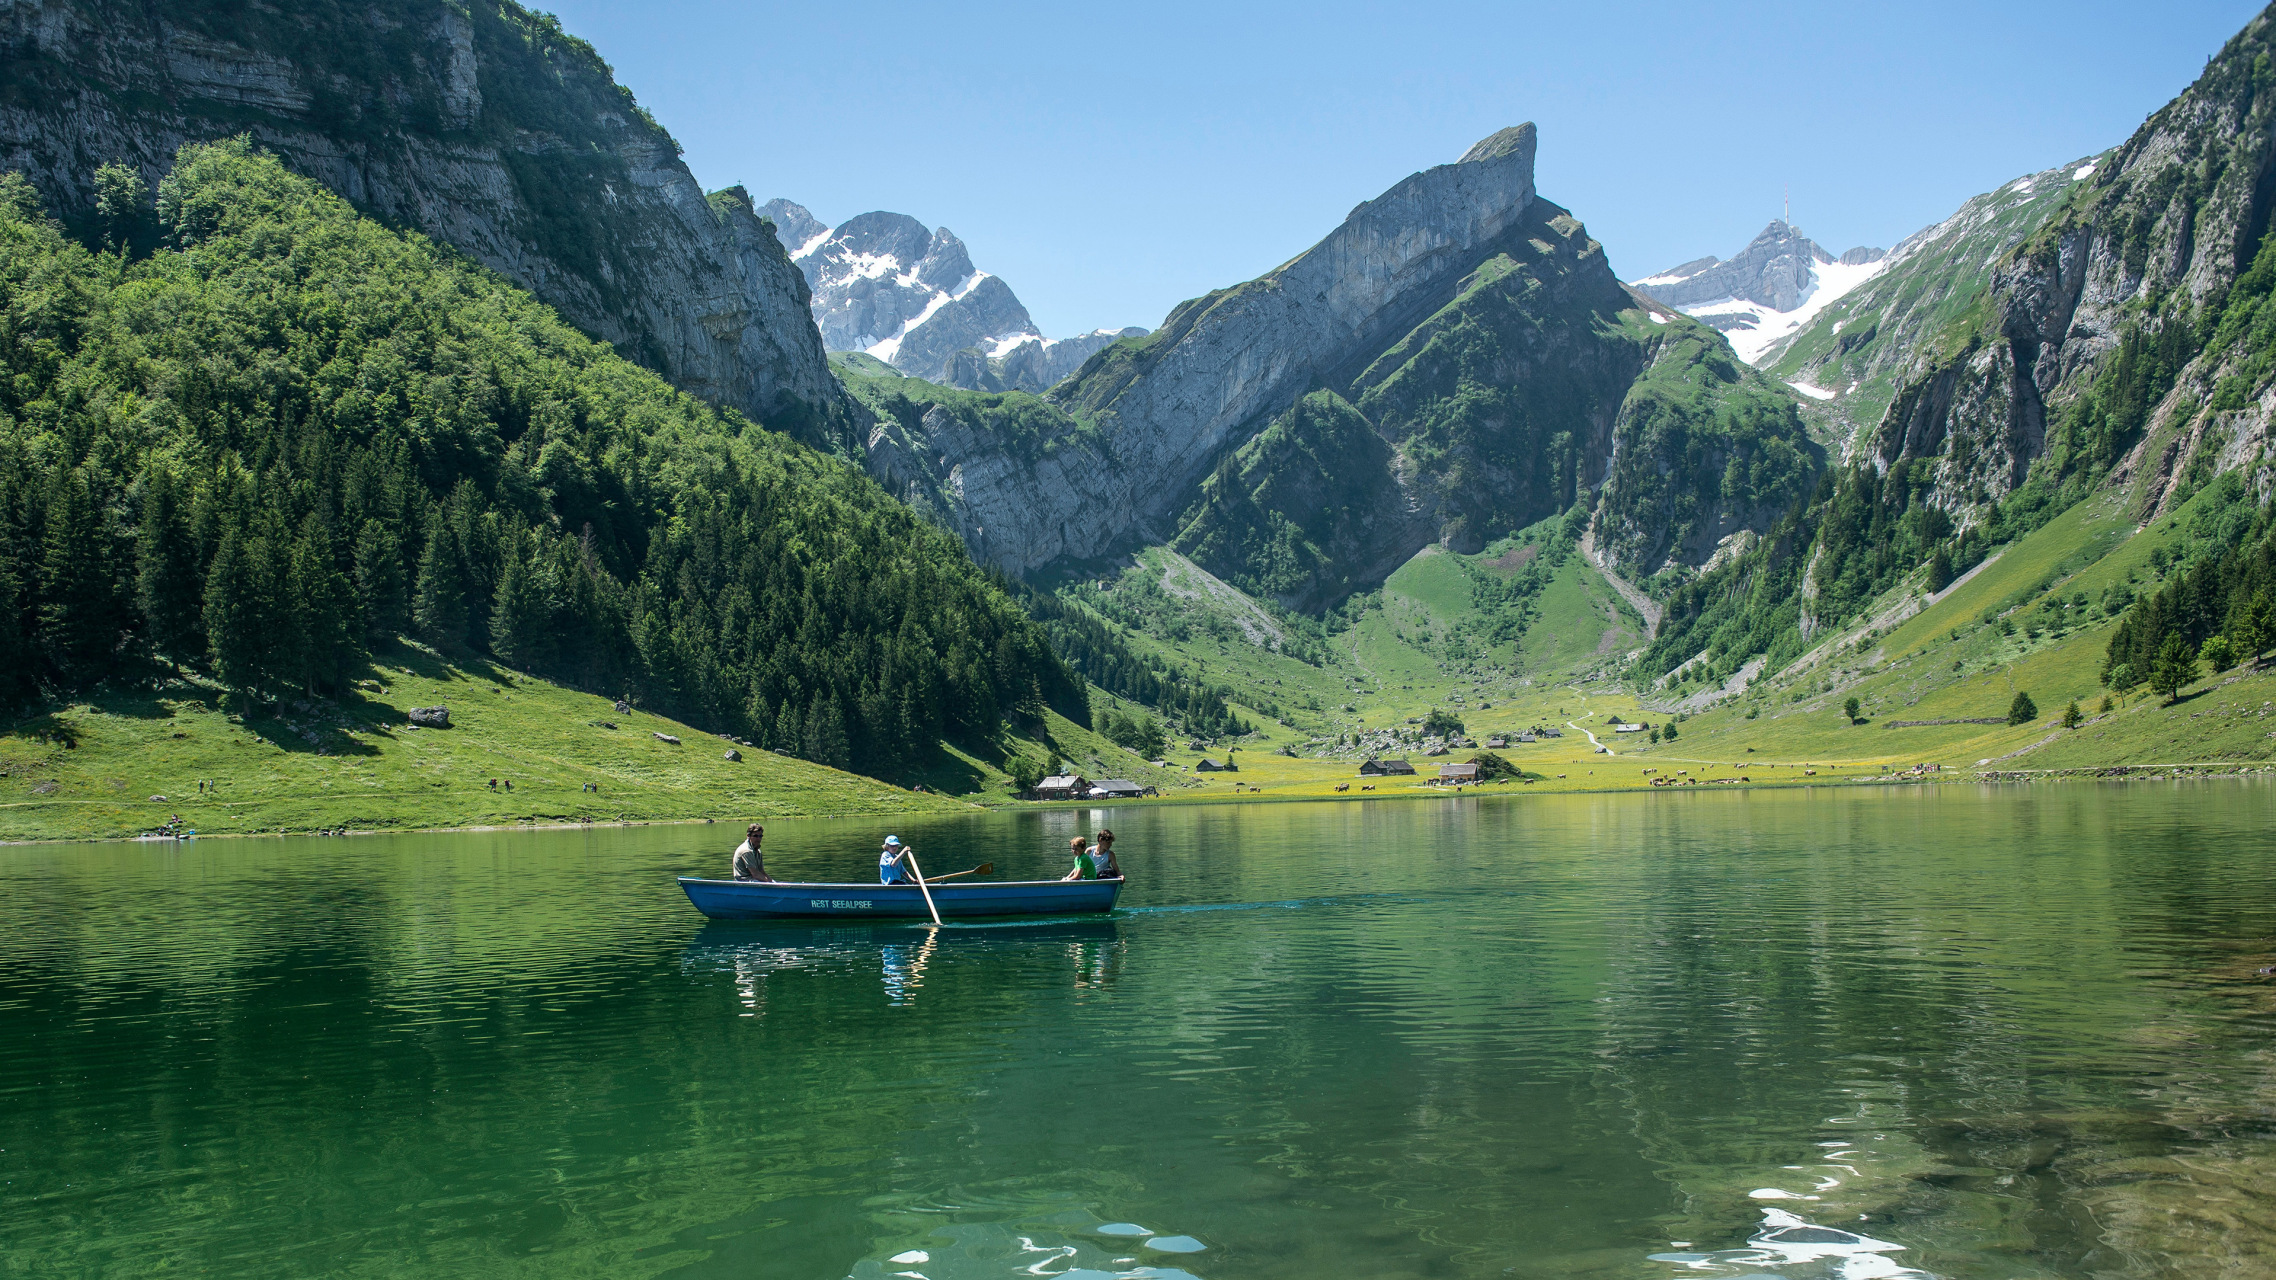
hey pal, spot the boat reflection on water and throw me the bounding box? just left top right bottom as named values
left=682, top=919, right=1123, bottom=1013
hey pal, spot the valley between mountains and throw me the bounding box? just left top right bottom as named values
left=5, top=1, right=2276, bottom=839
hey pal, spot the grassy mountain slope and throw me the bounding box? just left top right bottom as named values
left=1624, top=474, right=2273, bottom=776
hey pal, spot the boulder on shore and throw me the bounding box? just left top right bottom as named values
left=408, top=706, right=450, bottom=728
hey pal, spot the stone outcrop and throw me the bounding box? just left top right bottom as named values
left=407, top=706, right=450, bottom=728
left=0, top=0, right=853, bottom=446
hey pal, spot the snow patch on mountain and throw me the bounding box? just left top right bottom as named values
left=1628, top=221, right=1887, bottom=368
left=1682, top=256, right=1888, bottom=363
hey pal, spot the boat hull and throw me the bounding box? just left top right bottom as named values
left=677, top=876, right=1123, bottom=920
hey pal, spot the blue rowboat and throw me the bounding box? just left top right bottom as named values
left=677, top=876, right=1123, bottom=920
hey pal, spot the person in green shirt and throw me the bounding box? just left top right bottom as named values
left=1060, top=835, right=1094, bottom=881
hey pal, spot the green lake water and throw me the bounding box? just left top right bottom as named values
left=6, top=783, right=2276, bottom=1278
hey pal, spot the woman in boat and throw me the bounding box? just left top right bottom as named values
left=1089, top=829, right=1122, bottom=880
left=732, top=824, right=774, bottom=882
left=878, top=835, right=913, bottom=884
left=1059, top=835, right=1093, bottom=881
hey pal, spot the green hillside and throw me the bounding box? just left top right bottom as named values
left=0, top=142, right=1088, bottom=826
left=1623, top=472, right=2274, bottom=777
left=1050, top=509, right=1645, bottom=754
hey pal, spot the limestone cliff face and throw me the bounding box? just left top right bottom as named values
left=1869, top=4, right=2276, bottom=515
left=0, top=0, right=852, bottom=445
left=868, top=125, right=1546, bottom=576
left=859, top=124, right=1819, bottom=604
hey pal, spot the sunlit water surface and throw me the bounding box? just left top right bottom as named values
left=6, top=783, right=2276, bottom=1278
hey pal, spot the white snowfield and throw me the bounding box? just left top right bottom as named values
left=862, top=270, right=1011, bottom=363
left=1668, top=255, right=1888, bottom=365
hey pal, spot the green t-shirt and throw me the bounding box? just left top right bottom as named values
left=1069, top=849, right=1096, bottom=879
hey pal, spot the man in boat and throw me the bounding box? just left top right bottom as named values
left=732, top=824, right=774, bottom=881
left=878, top=835, right=914, bottom=884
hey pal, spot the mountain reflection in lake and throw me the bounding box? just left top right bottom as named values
left=4, top=783, right=2274, bottom=1279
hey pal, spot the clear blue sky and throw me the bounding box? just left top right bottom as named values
left=547, top=0, right=2263, bottom=338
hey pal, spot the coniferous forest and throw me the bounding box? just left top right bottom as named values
left=0, top=141, right=1094, bottom=776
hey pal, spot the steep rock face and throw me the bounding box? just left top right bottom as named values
left=0, top=0, right=851, bottom=445
left=1869, top=5, right=2276, bottom=516
left=767, top=197, right=1143, bottom=392
left=855, top=125, right=1820, bottom=604
left=957, top=329, right=1147, bottom=394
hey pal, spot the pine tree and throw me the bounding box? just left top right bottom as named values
left=203, top=529, right=265, bottom=696
left=353, top=519, right=407, bottom=640
left=412, top=508, right=469, bottom=648
left=0, top=557, right=30, bottom=708
left=1926, top=547, right=1954, bottom=594
left=773, top=699, right=803, bottom=758
left=135, top=468, right=202, bottom=669
left=2006, top=690, right=2038, bottom=725
left=2150, top=634, right=2199, bottom=703
left=36, top=468, right=120, bottom=681
left=490, top=535, right=545, bottom=666
left=289, top=514, right=354, bottom=693
left=805, top=693, right=850, bottom=770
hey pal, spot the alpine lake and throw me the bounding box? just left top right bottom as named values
left=6, top=781, right=2276, bottom=1279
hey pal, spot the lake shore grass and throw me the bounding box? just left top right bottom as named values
left=9, top=603, right=2270, bottom=846
left=0, top=641, right=974, bottom=843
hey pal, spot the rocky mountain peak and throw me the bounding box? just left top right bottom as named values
left=768, top=200, right=1145, bottom=391
left=1632, top=220, right=1889, bottom=363
left=1459, top=123, right=1538, bottom=165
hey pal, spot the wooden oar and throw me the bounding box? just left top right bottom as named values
left=923, top=862, right=994, bottom=882
left=903, top=847, right=944, bottom=927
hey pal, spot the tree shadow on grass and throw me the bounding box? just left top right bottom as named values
left=895, top=738, right=991, bottom=797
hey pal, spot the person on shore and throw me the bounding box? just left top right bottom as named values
left=732, top=824, right=774, bottom=882
left=879, top=835, right=913, bottom=884
left=1060, top=835, right=1093, bottom=881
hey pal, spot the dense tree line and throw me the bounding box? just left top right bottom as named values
left=1014, top=587, right=1248, bottom=739
left=2102, top=473, right=2275, bottom=695
left=0, top=142, right=1085, bottom=776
